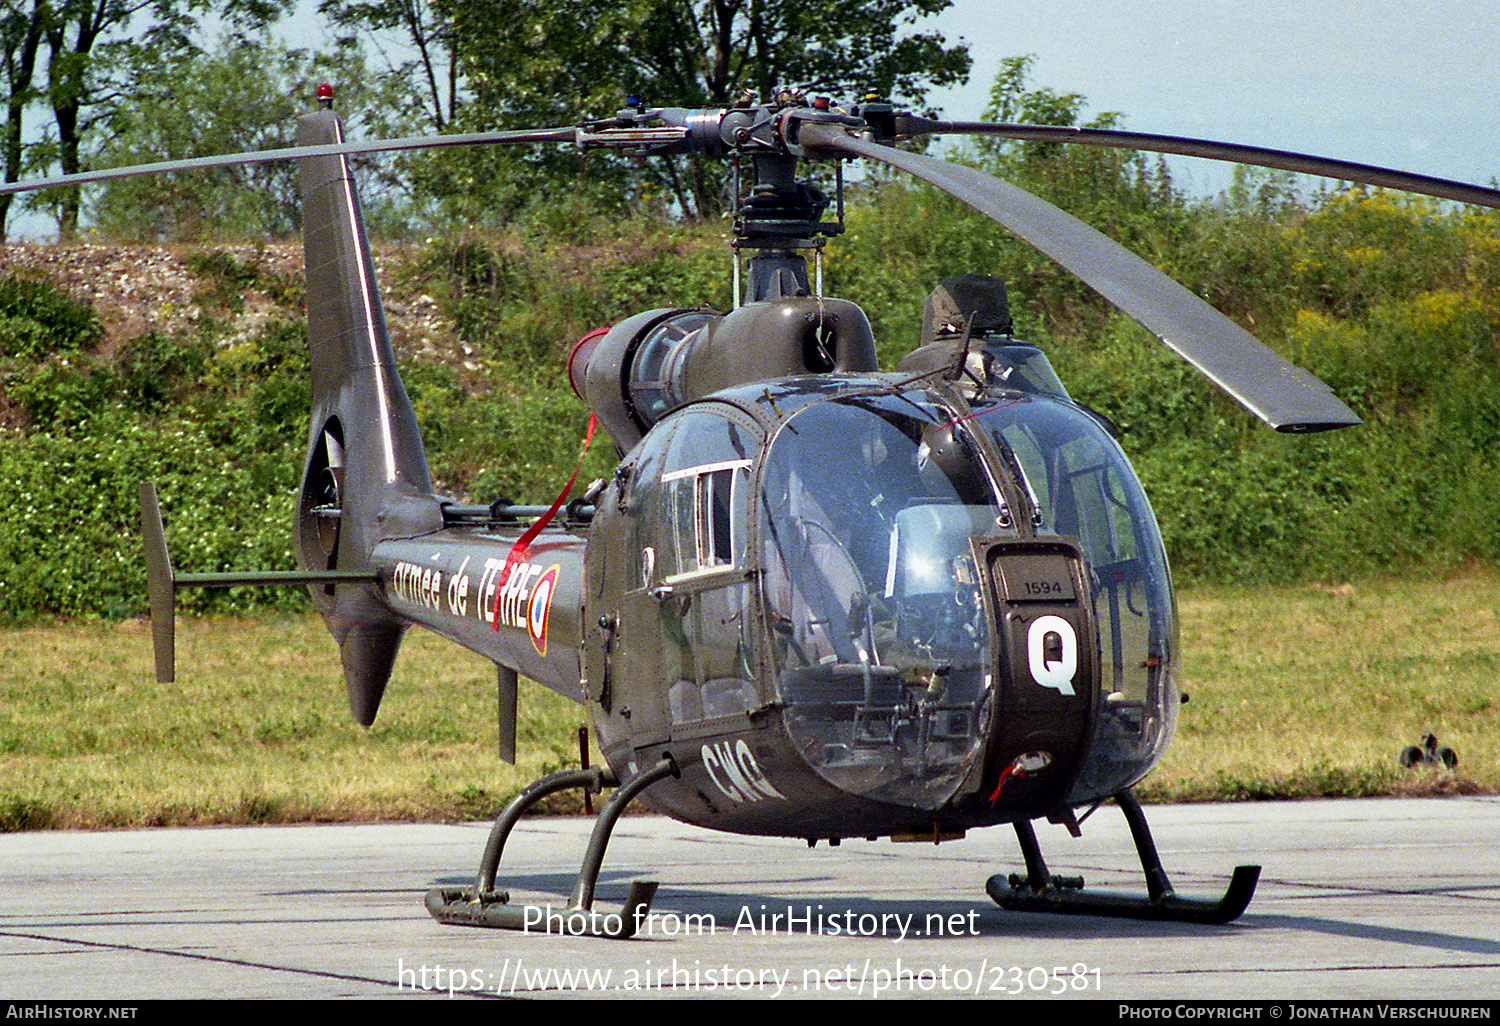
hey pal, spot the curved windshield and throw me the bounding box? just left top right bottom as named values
left=759, top=393, right=1003, bottom=809
left=973, top=396, right=1179, bottom=800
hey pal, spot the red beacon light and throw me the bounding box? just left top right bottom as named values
left=316, top=83, right=335, bottom=109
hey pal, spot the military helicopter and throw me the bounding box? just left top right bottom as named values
left=10, top=84, right=1498, bottom=938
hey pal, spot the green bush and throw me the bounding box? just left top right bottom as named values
left=0, top=276, right=103, bottom=358
left=115, top=333, right=213, bottom=411
left=3, top=180, right=1499, bottom=622
left=7, top=361, right=118, bottom=428
left=0, top=412, right=299, bottom=621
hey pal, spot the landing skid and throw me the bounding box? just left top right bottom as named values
left=427, top=756, right=678, bottom=938
left=987, top=790, right=1260, bottom=924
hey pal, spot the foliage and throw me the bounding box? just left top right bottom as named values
left=448, top=0, right=969, bottom=113
left=0, top=254, right=312, bottom=621
left=396, top=224, right=726, bottom=501
left=316, top=0, right=459, bottom=132
left=0, top=273, right=101, bottom=357
left=0, top=0, right=46, bottom=238
left=16, top=0, right=296, bottom=239
left=86, top=34, right=414, bottom=242
left=396, top=0, right=971, bottom=223
left=0, top=414, right=301, bottom=620
left=973, top=56, right=1187, bottom=247
left=184, top=247, right=303, bottom=311
left=20, top=2, right=971, bottom=234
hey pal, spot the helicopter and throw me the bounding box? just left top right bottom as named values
left=10, top=84, right=1498, bottom=939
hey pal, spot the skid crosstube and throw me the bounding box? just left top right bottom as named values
left=987, top=789, right=1260, bottom=924
left=427, top=756, right=677, bottom=938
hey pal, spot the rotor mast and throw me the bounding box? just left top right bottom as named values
left=583, top=94, right=853, bottom=305
left=731, top=143, right=843, bottom=304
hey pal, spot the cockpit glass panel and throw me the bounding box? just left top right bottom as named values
left=660, top=413, right=756, bottom=579
left=973, top=397, right=1180, bottom=799
left=759, top=393, right=1001, bottom=809
left=977, top=343, right=1070, bottom=399
left=646, top=409, right=760, bottom=725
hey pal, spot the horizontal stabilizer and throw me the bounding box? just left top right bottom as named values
left=139, top=482, right=378, bottom=684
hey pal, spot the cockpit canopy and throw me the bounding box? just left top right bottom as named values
left=604, top=369, right=1177, bottom=813
left=759, top=392, right=1005, bottom=808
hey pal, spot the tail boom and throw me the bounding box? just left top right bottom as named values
left=371, top=530, right=589, bottom=700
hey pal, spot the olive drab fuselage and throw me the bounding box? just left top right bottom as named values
left=287, top=105, right=1181, bottom=843
left=580, top=366, right=1179, bottom=842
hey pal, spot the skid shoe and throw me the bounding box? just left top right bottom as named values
left=987, top=789, right=1260, bottom=924
left=427, top=756, right=677, bottom=938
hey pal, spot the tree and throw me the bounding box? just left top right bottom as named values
left=975, top=55, right=1181, bottom=241
left=317, top=0, right=458, bottom=133
left=446, top=0, right=968, bottom=115
left=4, top=0, right=293, bottom=239
left=393, top=0, right=972, bottom=222
left=87, top=33, right=408, bottom=241
left=0, top=1, right=45, bottom=239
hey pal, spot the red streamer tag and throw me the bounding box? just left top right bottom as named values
left=987, top=763, right=1024, bottom=804
left=491, top=414, right=598, bottom=630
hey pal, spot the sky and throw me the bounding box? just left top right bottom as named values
left=914, top=0, right=1499, bottom=197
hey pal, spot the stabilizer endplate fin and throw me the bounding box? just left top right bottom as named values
left=140, top=482, right=177, bottom=684
left=139, top=480, right=386, bottom=685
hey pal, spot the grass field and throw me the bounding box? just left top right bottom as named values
left=2, top=572, right=1495, bottom=831
left=1143, top=571, right=1498, bottom=801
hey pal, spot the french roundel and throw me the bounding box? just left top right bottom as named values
left=528, top=564, right=560, bottom=656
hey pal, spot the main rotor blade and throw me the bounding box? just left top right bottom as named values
left=798, top=121, right=1360, bottom=432
left=902, top=117, right=1500, bottom=210
left=0, top=126, right=577, bottom=197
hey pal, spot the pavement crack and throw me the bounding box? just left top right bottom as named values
left=0, top=928, right=508, bottom=999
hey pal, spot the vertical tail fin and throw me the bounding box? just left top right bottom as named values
left=295, top=108, right=441, bottom=724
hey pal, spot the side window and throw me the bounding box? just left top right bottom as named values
left=657, top=409, right=756, bottom=580
left=662, top=460, right=750, bottom=576
left=1058, top=454, right=1142, bottom=569
left=701, top=467, right=737, bottom=565
left=652, top=407, right=764, bottom=726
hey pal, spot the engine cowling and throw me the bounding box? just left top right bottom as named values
left=573, top=297, right=877, bottom=450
